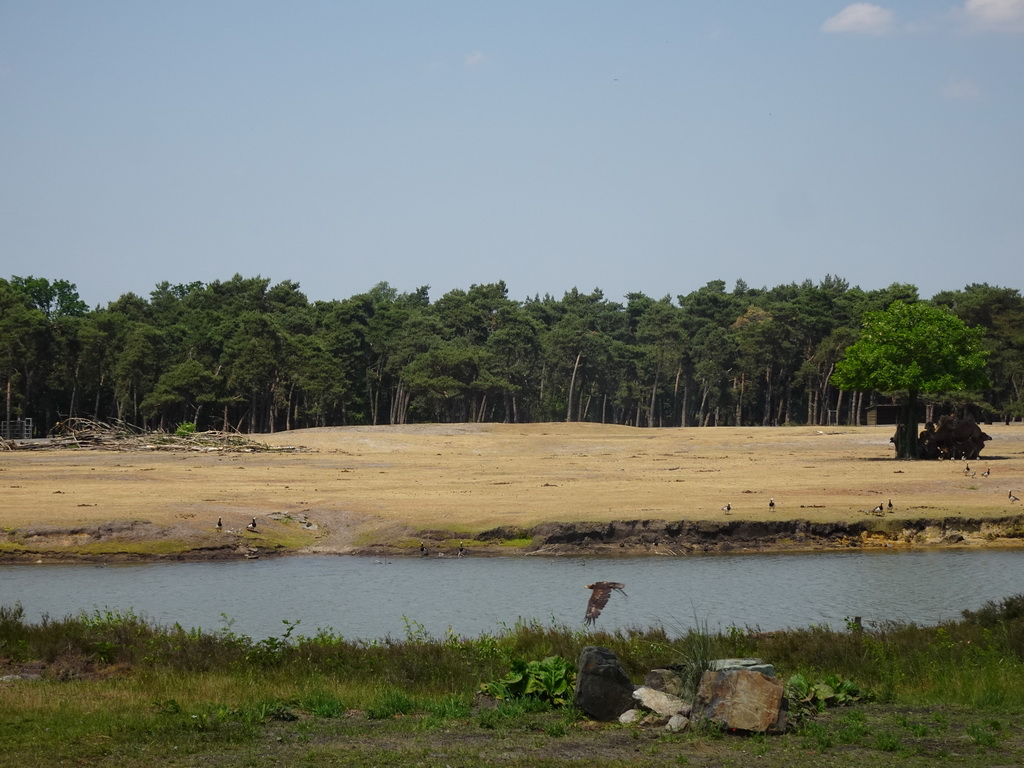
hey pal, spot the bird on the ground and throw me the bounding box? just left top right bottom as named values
left=419, top=541, right=429, bottom=557
left=584, top=581, right=626, bottom=626
left=216, top=516, right=223, bottom=530
left=1011, top=491, right=1020, bottom=504
left=982, top=468, right=991, bottom=478
left=722, top=503, right=731, bottom=512
left=887, top=499, right=893, bottom=511
left=872, top=502, right=885, bottom=514
left=769, top=498, right=775, bottom=511
left=458, top=542, right=466, bottom=557
left=245, top=517, right=257, bottom=531
left=964, top=463, right=971, bottom=475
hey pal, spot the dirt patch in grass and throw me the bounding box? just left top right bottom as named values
left=2, top=423, right=1023, bottom=562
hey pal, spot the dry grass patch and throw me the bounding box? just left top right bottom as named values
left=2, top=422, right=1023, bottom=556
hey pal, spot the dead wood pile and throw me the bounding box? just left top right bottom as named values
left=9, top=418, right=308, bottom=453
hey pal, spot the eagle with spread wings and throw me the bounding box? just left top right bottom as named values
left=584, top=581, right=626, bottom=625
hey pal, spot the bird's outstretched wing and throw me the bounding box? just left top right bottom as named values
left=585, top=581, right=626, bottom=625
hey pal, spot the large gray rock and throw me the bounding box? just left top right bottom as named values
left=573, top=646, right=636, bottom=721
left=693, top=668, right=788, bottom=734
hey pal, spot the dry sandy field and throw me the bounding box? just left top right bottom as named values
left=2, top=422, right=1024, bottom=561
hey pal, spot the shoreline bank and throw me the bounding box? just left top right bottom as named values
left=4, top=513, right=1024, bottom=564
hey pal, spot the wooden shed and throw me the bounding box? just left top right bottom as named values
left=866, top=405, right=902, bottom=426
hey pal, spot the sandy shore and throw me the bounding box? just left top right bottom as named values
left=2, top=422, right=1023, bottom=561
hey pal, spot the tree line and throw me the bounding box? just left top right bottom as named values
left=2, top=274, right=1022, bottom=435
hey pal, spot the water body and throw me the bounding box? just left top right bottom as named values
left=2, top=550, right=1022, bottom=641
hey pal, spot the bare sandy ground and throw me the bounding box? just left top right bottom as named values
left=2, top=422, right=1023, bottom=560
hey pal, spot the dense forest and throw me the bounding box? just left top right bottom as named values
left=1, top=274, right=1022, bottom=436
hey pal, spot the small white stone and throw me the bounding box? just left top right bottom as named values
left=666, top=714, right=690, bottom=732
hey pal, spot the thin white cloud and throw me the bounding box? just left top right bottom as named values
left=464, top=51, right=486, bottom=68
left=942, top=76, right=984, bottom=100
left=958, top=0, right=1024, bottom=32
left=822, top=3, right=897, bottom=35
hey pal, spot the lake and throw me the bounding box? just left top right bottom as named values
left=2, top=549, right=1022, bottom=641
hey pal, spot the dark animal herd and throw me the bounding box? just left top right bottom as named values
left=894, top=414, right=992, bottom=461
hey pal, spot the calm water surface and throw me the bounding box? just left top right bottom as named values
left=2, top=550, right=1023, bottom=640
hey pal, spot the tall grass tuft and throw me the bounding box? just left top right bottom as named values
left=667, top=615, right=720, bottom=698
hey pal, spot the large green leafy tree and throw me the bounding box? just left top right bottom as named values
left=832, top=300, right=989, bottom=458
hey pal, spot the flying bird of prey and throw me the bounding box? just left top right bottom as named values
left=584, top=581, right=626, bottom=625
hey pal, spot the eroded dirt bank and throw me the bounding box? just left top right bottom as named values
left=356, top=514, right=1024, bottom=558
left=5, top=514, right=1024, bottom=563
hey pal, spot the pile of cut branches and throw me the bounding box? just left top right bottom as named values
left=38, top=418, right=307, bottom=453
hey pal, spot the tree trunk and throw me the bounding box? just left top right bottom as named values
left=735, top=373, right=745, bottom=426
left=697, top=382, right=710, bottom=427
left=284, top=383, right=293, bottom=431
left=672, top=367, right=682, bottom=427
left=648, top=367, right=659, bottom=428
left=566, top=351, right=582, bottom=422
left=895, top=389, right=920, bottom=459
left=581, top=391, right=593, bottom=422
left=93, top=372, right=105, bottom=419
left=681, top=375, right=690, bottom=427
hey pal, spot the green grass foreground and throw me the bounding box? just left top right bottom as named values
left=4, top=599, right=1024, bottom=766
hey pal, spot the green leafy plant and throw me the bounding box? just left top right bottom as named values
left=174, top=422, right=197, bottom=436
left=786, top=673, right=871, bottom=720
left=480, top=655, right=576, bottom=707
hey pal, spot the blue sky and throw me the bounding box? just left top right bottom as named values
left=2, top=1, right=1022, bottom=308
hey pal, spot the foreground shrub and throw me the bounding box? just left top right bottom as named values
left=480, top=655, right=576, bottom=706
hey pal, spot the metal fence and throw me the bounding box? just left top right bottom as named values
left=0, top=418, right=33, bottom=440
